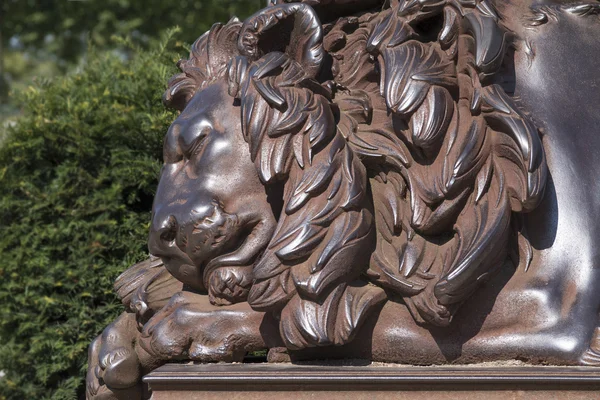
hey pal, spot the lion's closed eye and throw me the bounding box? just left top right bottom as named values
left=183, top=126, right=211, bottom=159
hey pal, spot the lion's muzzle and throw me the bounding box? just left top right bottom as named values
left=148, top=200, right=242, bottom=292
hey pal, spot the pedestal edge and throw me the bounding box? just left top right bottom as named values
left=144, top=363, right=600, bottom=392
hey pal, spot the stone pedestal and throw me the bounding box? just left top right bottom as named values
left=144, top=364, right=600, bottom=399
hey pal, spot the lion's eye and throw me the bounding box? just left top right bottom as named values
left=184, top=126, right=211, bottom=159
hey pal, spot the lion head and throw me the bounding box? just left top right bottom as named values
left=149, top=0, right=547, bottom=350
left=149, top=5, right=374, bottom=319
left=147, top=19, right=274, bottom=302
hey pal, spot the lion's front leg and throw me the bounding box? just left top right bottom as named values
left=137, top=291, right=281, bottom=363
left=87, top=291, right=282, bottom=399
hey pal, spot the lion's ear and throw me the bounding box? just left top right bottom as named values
left=238, top=3, right=324, bottom=79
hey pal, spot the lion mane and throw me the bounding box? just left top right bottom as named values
left=161, top=0, right=547, bottom=350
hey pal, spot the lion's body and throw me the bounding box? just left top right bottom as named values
left=87, top=1, right=600, bottom=397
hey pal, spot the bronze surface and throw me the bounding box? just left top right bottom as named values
left=86, top=1, right=600, bottom=399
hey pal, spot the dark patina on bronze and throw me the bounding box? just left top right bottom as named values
left=86, top=1, right=600, bottom=399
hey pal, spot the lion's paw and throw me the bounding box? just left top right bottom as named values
left=86, top=312, right=144, bottom=400
left=138, top=291, right=255, bottom=363
left=207, top=266, right=253, bottom=306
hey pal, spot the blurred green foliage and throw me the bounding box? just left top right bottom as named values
left=0, top=2, right=263, bottom=398
left=0, top=0, right=263, bottom=118
left=0, top=30, right=182, bottom=399
left=1, top=0, right=263, bottom=60
left=0, top=3, right=265, bottom=398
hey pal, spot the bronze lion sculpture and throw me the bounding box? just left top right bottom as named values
left=87, top=0, right=600, bottom=398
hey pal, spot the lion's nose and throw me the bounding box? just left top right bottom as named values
left=155, top=215, right=178, bottom=244
left=148, top=214, right=182, bottom=258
